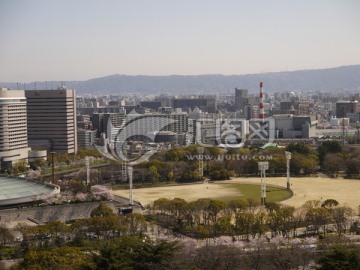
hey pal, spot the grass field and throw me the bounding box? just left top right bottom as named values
left=214, top=184, right=291, bottom=203
left=113, top=176, right=360, bottom=210
left=113, top=182, right=291, bottom=206
left=236, top=176, right=360, bottom=210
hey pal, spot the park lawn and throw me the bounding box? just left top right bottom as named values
left=114, top=182, right=293, bottom=206
left=214, top=183, right=292, bottom=203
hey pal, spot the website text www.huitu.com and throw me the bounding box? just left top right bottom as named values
left=186, top=154, right=273, bottom=161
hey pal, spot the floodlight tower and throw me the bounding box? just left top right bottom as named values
left=85, top=156, right=90, bottom=185
left=50, top=151, right=56, bottom=184
left=285, top=151, right=291, bottom=189
left=198, top=147, right=204, bottom=180
left=258, top=161, right=269, bottom=206
left=128, top=166, right=133, bottom=206
left=122, top=149, right=128, bottom=182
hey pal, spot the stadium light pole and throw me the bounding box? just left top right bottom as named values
left=85, top=156, right=90, bottom=185
left=285, top=151, right=291, bottom=190
left=258, top=161, right=269, bottom=207
left=49, top=151, right=56, bottom=184
left=197, top=147, right=204, bottom=181
left=128, top=166, right=133, bottom=206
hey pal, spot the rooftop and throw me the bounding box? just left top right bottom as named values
left=0, top=175, right=59, bottom=207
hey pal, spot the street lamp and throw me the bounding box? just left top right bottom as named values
left=49, top=151, right=56, bottom=184
left=285, top=151, right=292, bottom=190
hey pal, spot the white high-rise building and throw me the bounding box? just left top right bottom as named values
left=0, top=88, right=30, bottom=169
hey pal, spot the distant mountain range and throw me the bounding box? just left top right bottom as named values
left=2, top=65, right=360, bottom=95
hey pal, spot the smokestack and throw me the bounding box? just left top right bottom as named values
left=259, top=82, right=264, bottom=121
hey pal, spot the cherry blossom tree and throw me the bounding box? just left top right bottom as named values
left=75, top=192, right=88, bottom=202
left=91, top=185, right=114, bottom=200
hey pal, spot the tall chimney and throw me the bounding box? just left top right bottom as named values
left=259, top=82, right=264, bottom=121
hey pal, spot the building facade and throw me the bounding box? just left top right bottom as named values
left=172, top=97, right=216, bottom=113
left=336, top=101, right=359, bottom=118
left=272, top=114, right=318, bottom=139
left=25, top=88, right=77, bottom=154
left=0, top=88, right=30, bottom=169
left=77, top=129, right=96, bottom=148
left=235, top=88, right=249, bottom=111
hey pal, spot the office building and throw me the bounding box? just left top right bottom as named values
left=172, top=97, right=216, bottom=113
left=25, top=88, right=77, bottom=154
left=272, top=114, right=318, bottom=139
left=0, top=88, right=30, bottom=169
left=235, top=88, right=248, bottom=110
left=92, top=112, right=126, bottom=136
left=140, top=101, right=162, bottom=111
left=108, top=111, right=188, bottom=144
left=336, top=100, right=359, bottom=118
left=77, top=129, right=96, bottom=148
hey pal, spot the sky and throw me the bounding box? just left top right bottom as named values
left=0, top=0, right=359, bottom=82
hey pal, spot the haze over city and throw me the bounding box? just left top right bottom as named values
left=2, top=2, right=360, bottom=269
left=1, top=0, right=360, bottom=82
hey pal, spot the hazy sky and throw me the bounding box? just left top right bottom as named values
left=0, top=0, right=359, bottom=82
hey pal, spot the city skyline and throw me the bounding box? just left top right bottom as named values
left=1, top=0, right=360, bottom=82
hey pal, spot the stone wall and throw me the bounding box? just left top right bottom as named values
left=0, top=201, right=116, bottom=224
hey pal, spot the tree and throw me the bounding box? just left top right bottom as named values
left=235, top=212, right=255, bottom=240
left=153, top=198, right=171, bottom=215
left=267, top=237, right=314, bottom=270
left=323, top=154, right=344, bottom=178
left=149, top=165, right=160, bottom=182
left=91, top=201, right=115, bottom=217
left=16, top=247, right=95, bottom=270
left=245, top=237, right=267, bottom=270
left=179, top=169, right=199, bottom=183
left=317, top=246, right=360, bottom=270
left=215, top=216, right=233, bottom=236
left=126, top=213, right=147, bottom=236
left=290, top=152, right=318, bottom=175
left=90, top=185, right=113, bottom=200
left=207, top=200, right=227, bottom=225
left=167, top=171, right=174, bottom=182
left=95, top=237, right=180, bottom=270
left=305, top=207, right=331, bottom=236
left=332, top=207, right=353, bottom=236
left=0, top=225, right=13, bottom=246
left=192, top=245, right=246, bottom=270
left=318, top=141, right=343, bottom=168
left=321, top=199, right=339, bottom=210
left=227, top=199, right=248, bottom=216
left=169, top=198, right=187, bottom=228
left=209, top=167, right=234, bottom=180
left=269, top=155, right=286, bottom=176
left=345, top=158, right=360, bottom=179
